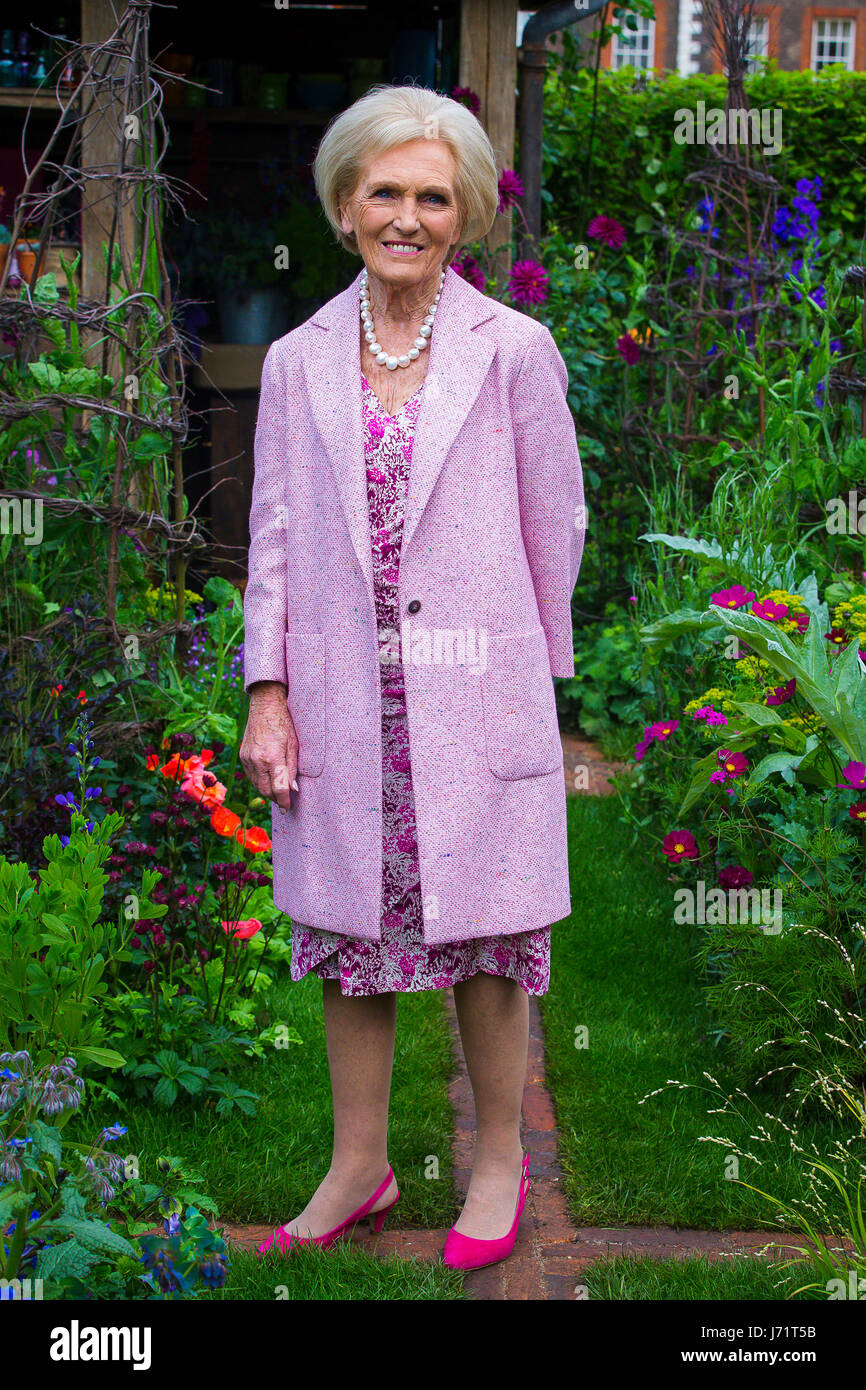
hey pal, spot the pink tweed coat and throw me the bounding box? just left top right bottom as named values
left=243, top=263, right=586, bottom=945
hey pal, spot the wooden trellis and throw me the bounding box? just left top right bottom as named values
left=0, top=0, right=204, bottom=661
left=636, top=0, right=789, bottom=455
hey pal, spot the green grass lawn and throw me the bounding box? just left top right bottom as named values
left=201, top=1243, right=464, bottom=1301
left=581, top=1255, right=823, bottom=1301
left=81, top=791, right=852, bottom=1301
left=86, top=972, right=464, bottom=1299
left=542, top=794, right=849, bottom=1233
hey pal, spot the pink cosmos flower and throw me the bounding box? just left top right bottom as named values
left=662, top=829, right=699, bottom=862
left=751, top=598, right=788, bottom=621
left=716, top=748, right=749, bottom=779
left=711, top=585, right=757, bottom=609
left=634, top=717, right=679, bottom=762
left=718, top=865, right=754, bottom=889
left=766, top=678, right=796, bottom=705
left=848, top=802, right=866, bottom=821
left=837, top=761, right=866, bottom=791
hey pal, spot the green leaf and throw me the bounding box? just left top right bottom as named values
left=60, top=367, right=104, bottom=395
left=153, top=1076, right=179, bottom=1106
left=27, top=359, right=62, bottom=392
left=76, top=1046, right=127, bottom=1069
left=639, top=531, right=723, bottom=560
left=49, top=1218, right=136, bottom=1258
left=29, top=1118, right=62, bottom=1164
left=745, top=750, right=807, bottom=792
left=37, top=1239, right=103, bottom=1283
left=32, top=271, right=60, bottom=304
left=133, top=428, right=169, bottom=459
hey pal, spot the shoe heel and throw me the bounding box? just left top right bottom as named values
left=370, top=1193, right=400, bottom=1234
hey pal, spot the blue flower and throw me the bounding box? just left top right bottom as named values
left=101, top=1124, right=128, bottom=1141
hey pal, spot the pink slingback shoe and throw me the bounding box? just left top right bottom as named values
left=256, top=1166, right=400, bottom=1257
left=442, top=1152, right=530, bottom=1271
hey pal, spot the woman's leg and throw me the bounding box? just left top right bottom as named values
left=451, top=973, right=528, bottom=1238
left=279, top=979, right=399, bottom=1238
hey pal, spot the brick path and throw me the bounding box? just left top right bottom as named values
left=219, top=733, right=835, bottom=1296
left=220, top=989, right=817, bottom=1296
left=561, top=730, right=629, bottom=797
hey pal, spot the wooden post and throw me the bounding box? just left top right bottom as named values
left=459, top=0, right=518, bottom=278
left=79, top=0, right=138, bottom=308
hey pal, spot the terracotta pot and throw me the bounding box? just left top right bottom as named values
left=16, top=249, right=37, bottom=283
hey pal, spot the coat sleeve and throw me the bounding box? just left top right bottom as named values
left=512, top=324, right=586, bottom=679
left=243, top=340, right=289, bottom=693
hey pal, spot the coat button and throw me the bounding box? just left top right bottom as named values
left=407, top=599, right=421, bottom=614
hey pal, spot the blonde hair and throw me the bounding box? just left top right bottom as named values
left=312, top=84, right=500, bottom=267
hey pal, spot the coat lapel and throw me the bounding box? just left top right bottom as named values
left=301, top=266, right=497, bottom=615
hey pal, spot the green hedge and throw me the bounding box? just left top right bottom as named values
left=543, top=46, right=866, bottom=246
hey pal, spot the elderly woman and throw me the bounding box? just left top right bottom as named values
left=240, top=83, right=585, bottom=1272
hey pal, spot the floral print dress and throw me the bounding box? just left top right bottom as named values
left=289, top=372, right=552, bottom=997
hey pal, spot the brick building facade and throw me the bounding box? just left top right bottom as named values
left=551, top=0, right=866, bottom=75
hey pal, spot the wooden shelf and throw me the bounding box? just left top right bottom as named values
left=0, top=86, right=73, bottom=111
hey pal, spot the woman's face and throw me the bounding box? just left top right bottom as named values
left=339, top=138, right=463, bottom=291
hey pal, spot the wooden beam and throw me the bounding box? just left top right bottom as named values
left=459, top=0, right=518, bottom=275
left=79, top=0, right=138, bottom=305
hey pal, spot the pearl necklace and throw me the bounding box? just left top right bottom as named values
left=360, top=266, right=445, bottom=370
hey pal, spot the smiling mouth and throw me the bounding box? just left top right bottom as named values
left=382, top=242, right=424, bottom=254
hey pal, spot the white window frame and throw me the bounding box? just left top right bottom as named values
left=811, top=17, right=856, bottom=71
left=611, top=14, right=657, bottom=71
left=745, top=14, right=770, bottom=72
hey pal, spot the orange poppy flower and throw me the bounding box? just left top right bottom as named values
left=238, top=825, right=272, bottom=853
left=210, top=805, right=242, bottom=838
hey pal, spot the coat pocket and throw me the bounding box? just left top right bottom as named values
left=285, top=632, right=326, bottom=777
left=480, top=627, right=562, bottom=780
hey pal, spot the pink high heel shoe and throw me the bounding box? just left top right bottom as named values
left=256, top=1166, right=400, bottom=1257
left=443, top=1152, right=530, bottom=1271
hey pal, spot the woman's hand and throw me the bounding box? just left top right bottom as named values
left=240, top=682, right=299, bottom=813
